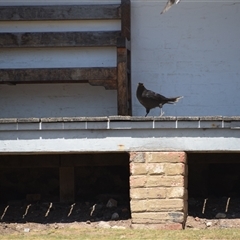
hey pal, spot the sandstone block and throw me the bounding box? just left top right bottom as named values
left=130, top=175, right=147, bottom=188
left=130, top=152, right=145, bottom=163
left=147, top=163, right=164, bottom=175
left=132, top=212, right=169, bottom=224
left=146, top=176, right=184, bottom=187
left=166, top=187, right=185, bottom=199
left=184, top=200, right=188, bottom=214
left=131, top=199, right=184, bottom=212
left=168, top=212, right=185, bottom=223
left=131, top=223, right=183, bottom=230
left=130, top=199, right=147, bottom=212
left=132, top=212, right=184, bottom=224
left=131, top=162, right=187, bottom=176
left=164, top=163, right=186, bottom=176
left=146, top=152, right=187, bottom=163
left=130, top=187, right=166, bottom=200
left=148, top=199, right=184, bottom=211
left=130, top=163, right=148, bottom=175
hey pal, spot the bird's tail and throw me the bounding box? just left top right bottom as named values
left=167, top=96, right=183, bottom=104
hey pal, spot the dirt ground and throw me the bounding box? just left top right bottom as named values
left=1, top=196, right=240, bottom=235
left=0, top=199, right=131, bottom=235
left=186, top=196, right=240, bottom=229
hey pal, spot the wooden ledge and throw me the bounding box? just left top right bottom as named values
left=0, top=67, right=117, bottom=89
left=1, top=116, right=240, bottom=123
left=0, top=5, right=121, bottom=21
left=0, top=31, right=121, bottom=48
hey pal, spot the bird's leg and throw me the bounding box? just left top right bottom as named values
left=160, top=107, right=164, bottom=117
left=159, top=104, right=164, bottom=117
left=145, top=109, right=150, bottom=117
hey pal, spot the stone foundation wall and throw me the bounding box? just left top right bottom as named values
left=129, top=152, right=188, bottom=229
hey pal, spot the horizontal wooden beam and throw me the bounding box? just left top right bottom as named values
left=60, top=153, right=129, bottom=167
left=0, top=153, right=129, bottom=167
left=0, top=155, right=59, bottom=168
left=0, top=5, right=121, bottom=21
left=0, top=67, right=117, bottom=89
left=0, top=31, right=121, bottom=48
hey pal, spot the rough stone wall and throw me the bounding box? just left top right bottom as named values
left=129, top=152, right=188, bottom=229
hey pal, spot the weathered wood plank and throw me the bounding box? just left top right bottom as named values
left=0, top=31, right=121, bottom=48
left=0, top=1, right=131, bottom=116
left=127, top=49, right=132, bottom=115
left=0, top=5, right=121, bottom=21
left=0, top=68, right=117, bottom=89
left=121, top=0, right=131, bottom=40
left=117, top=37, right=126, bottom=48
left=88, top=79, right=117, bottom=90
left=117, top=47, right=129, bottom=116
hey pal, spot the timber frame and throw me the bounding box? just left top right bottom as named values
left=0, top=0, right=132, bottom=116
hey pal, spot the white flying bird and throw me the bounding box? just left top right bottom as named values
left=161, top=0, right=181, bottom=14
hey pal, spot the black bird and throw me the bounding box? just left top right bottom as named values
left=136, top=83, right=183, bottom=117
left=161, top=0, right=181, bottom=14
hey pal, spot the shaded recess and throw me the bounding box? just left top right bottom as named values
left=0, top=153, right=131, bottom=223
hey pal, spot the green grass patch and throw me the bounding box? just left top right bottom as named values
left=2, top=227, right=240, bottom=240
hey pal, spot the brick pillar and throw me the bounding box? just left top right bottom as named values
left=129, top=152, right=188, bottom=230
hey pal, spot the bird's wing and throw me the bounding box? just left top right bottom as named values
left=161, top=0, right=181, bottom=14
left=142, top=89, right=167, bottom=100
left=161, top=0, right=175, bottom=14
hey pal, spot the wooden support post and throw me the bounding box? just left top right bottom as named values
left=118, top=0, right=131, bottom=116
left=127, top=49, right=132, bottom=116
left=59, top=167, right=75, bottom=202
left=121, top=0, right=131, bottom=40
left=117, top=46, right=128, bottom=116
